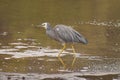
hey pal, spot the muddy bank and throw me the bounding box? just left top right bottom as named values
left=0, top=72, right=120, bottom=80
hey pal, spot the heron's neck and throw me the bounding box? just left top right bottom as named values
left=46, top=25, right=52, bottom=30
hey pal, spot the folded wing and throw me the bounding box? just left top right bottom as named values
left=53, top=25, right=88, bottom=44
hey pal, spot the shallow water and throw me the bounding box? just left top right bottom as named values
left=0, top=0, right=120, bottom=80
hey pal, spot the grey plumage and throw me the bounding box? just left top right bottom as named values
left=41, top=22, right=88, bottom=44
left=39, top=22, right=88, bottom=67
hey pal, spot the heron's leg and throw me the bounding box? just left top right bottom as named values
left=71, top=44, right=77, bottom=66
left=58, top=44, right=66, bottom=57
left=58, top=44, right=66, bottom=68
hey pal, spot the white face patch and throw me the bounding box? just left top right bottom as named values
left=41, top=23, right=48, bottom=29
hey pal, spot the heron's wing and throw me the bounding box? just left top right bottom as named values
left=53, top=25, right=88, bottom=44
left=53, top=25, right=72, bottom=42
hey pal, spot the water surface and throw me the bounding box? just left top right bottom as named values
left=0, top=0, right=120, bottom=80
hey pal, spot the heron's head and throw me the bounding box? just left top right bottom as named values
left=41, top=22, right=50, bottom=29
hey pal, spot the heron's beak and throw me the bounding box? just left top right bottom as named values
left=36, top=24, right=42, bottom=27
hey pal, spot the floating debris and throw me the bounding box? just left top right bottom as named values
left=0, top=48, right=73, bottom=58
left=0, top=32, right=8, bottom=36
left=14, top=46, right=28, bottom=49
left=4, top=57, right=11, bottom=60
left=78, top=20, right=120, bottom=27
left=9, top=42, right=28, bottom=46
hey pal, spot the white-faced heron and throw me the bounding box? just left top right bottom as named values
left=38, top=22, right=88, bottom=67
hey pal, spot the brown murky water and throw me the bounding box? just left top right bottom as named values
left=0, top=0, right=120, bottom=80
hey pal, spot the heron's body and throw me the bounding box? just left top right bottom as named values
left=39, top=22, right=88, bottom=67
left=45, top=24, right=88, bottom=44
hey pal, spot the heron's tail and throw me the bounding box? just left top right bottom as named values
left=78, top=36, right=88, bottom=44
left=83, top=38, right=88, bottom=44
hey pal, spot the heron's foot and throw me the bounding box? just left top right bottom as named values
left=57, top=44, right=66, bottom=68
left=71, top=56, right=77, bottom=66
left=58, top=57, right=66, bottom=68
left=71, top=45, right=77, bottom=66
